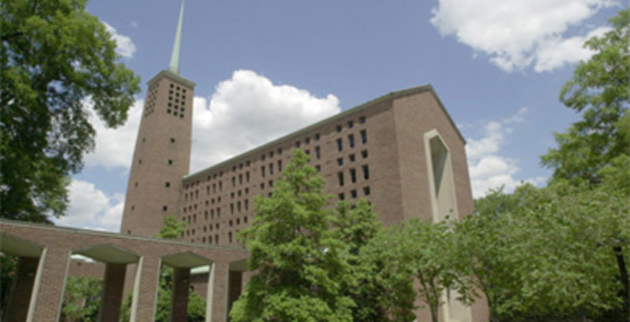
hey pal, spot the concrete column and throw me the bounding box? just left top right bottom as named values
left=171, top=267, right=191, bottom=322
left=130, top=256, right=161, bottom=322
left=206, top=262, right=228, bottom=322
left=3, top=256, right=40, bottom=322
left=98, top=263, right=127, bottom=322
left=28, top=247, right=71, bottom=322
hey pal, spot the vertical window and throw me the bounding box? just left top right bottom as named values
left=315, top=133, right=321, bottom=141
left=337, top=158, right=343, bottom=166
left=362, top=165, right=370, bottom=180
left=245, top=199, right=249, bottom=211
left=230, top=204, right=234, bottom=214
left=278, top=160, right=283, bottom=172
left=351, top=190, right=358, bottom=199
left=350, top=168, right=357, bottom=183
left=348, top=134, right=355, bottom=148
left=338, top=193, right=345, bottom=200
left=338, top=172, right=345, bottom=187
left=361, top=130, right=367, bottom=144
left=349, top=154, right=355, bottom=162
left=359, top=116, right=366, bottom=124
left=239, top=174, right=243, bottom=184
left=348, top=120, right=354, bottom=128
left=336, top=138, right=343, bottom=152
left=270, top=163, right=274, bottom=175
left=246, top=171, right=250, bottom=182
left=336, top=125, right=342, bottom=133
left=315, top=146, right=321, bottom=159
left=232, top=176, right=236, bottom=187
left=261, top=165, right=265, bottom=178
left=363, top=186, right=371, bottom=196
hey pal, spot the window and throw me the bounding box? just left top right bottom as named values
left=361, top=130, right=367, bottom=144
left=315, top=165, right=321, bottom=172
left=336, top=125, right=342, bottom=133
left=244, top=216, right=248, bottom=223
left=315, top=133, right=321, bottom=141
left=278, top=160, right=283, bottom=171
left=348, top=120, right=354, bottom=128
left=359, top=116, right=366, bottom=124
left=338, top=172, right=345, bottom=187
left=295, top=141, right=301, bottom=148
left=338, top=193, right=345, bottom=200
left=162, top=205, right=168, bottom=212
left=364, top=186, right=371, bottom=196
left=269, top=163, right=274, bottom=175
left=246, top=171, right=250, bottom=182
left=337, top=138, right=343, bottom=152
left=362, top=165, right=370, bottom=180
left=350, top=168, right=357, bottom=183
left=315, top=146, right=321, bottom=159
left=232, top=176, right=236, bottom=187
left=245, top=199, right=249, bottom=210
left=230, top=204, right=234, bottom=214
left=361, top=150, right=368, bottom=158
left=348, top=134, right=355, bottom=148
left=349, top=154, right=355, bottom=162
left=351, top=190, right=358, bottom=199
left=261, top=165, right=265, bottom=178
left=239, top=174, right=243, bottom=184
left=165, top=182, right=170, bottom=188
left=305, top=137, right=311, bottom=144
left=337, top=158, right=343, bottom=166
left=168, top=159, right=173, bottom=165
left=269, top=180, right=274, bottom=187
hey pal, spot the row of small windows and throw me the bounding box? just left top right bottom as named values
left=336, top=130, right=367, bottom=152
left=336, top=116, right=366, bottom=133
left=169, top=83, right=187, bottom=93
left=337, top=150, right=368, bottom=166
left=338, top=186, right=371, bottom=200
left=337, top=165, right=370, bottom=186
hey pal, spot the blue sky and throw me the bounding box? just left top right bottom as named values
left=56, top=0, right=627, bottom=231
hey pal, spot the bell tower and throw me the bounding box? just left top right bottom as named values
left=120, top=1, right=195, bottom=237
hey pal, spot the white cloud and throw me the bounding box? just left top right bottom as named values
left=83, top=99, right=143, bottom=169
left=54, top=180, right=123, bottom=232
left=190, top=70, right=341, bottom=171
left=466, top=108, right=545, bottom=198
left=430, top=0, right=617, bottom=72
left=83, top=70, right=340, bottom=172
left=103, top=22, right=136, bottom=58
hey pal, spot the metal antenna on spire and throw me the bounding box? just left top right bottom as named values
left=169, top=0, right=185, bottom=74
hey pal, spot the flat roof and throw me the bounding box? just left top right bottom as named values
left=184, top=84, right=465, bottom=180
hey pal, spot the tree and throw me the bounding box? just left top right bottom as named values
left=1, top=0, right=141, bottom=222
left=541, top=9, right=629, bottom=185
left=230, top=150, right=354, bottom=322
left=60, top=276, right=102, bottom=322
left=334, top=200, right=416, bottom=322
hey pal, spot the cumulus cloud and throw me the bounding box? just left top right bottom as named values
left=83, top=99, right=143, bottom=169
left=54, top=180, right=123, bottom=232
left=103, top=22, right=136, bottom=58
left=466, top=108, right=545, bottom=198
left=190, top=70, right=341, bottom=171
left=430, top=0, right=617, bottom=72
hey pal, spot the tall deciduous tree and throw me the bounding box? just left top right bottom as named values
left=541, top=9, right=629, bottom=185
left=230, top=150, right=354, bottom=322
left=334, top=200, right=416, bottom=322
left=1, top=0, right=141, bottom=222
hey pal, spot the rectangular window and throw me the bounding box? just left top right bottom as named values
left=361, top=130, right=367, bottom=144
left=336, top=125, right=342, bottom=133
left=351, top=190, right=358, bottom=199
left=359, top=116, right=366, bottom=124
left=239, top=174, right=243, bottom=184
left=315, top=133, right=321, bottom=141
left=337, top=138, right=343, bottom=152
left=350, top=168, right=357, bottom=183
left=349, top=154, right=355, bottom=162
left=261, top=165, right=265, bottom=178
left=295, top=141, right=301, bottom=148
left=362, top=165, right=370, bottom=180
left=315, top=146, right=321, bottom=159
left=348, top=120, right=354, bottom=128
left=270, top=163, right=274, bottom=175
left=363, top=186, right=371, bottom=196
left=246, top=171, right=250, bottom=182
left=337, top=158, right=343, bottom=166
left=338, top=193, right=345, bottom=200
left=232, top=176, right=236, bottom=187
left=278, top=160, right=283, bottom=172
left=348, top=134, right=355, bottom=148
left=338, top=172, right=345, bottom=187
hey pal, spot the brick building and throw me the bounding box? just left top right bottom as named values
left=0, top=2, right=489, bottom=321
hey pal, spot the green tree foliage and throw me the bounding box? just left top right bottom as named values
left=334, top=201, right=416, bottom=322
left=1, top=0, right=141, bottom=222
left=60, top=275, right=102, bottom=322
left=457, top=165, right=630, bottom=322
left=541, top=9, right=629, bottom=185
left=230, top=150, right=354, bottom=322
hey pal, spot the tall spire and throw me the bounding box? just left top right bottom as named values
left=169, top=0, right=185, bottom=74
